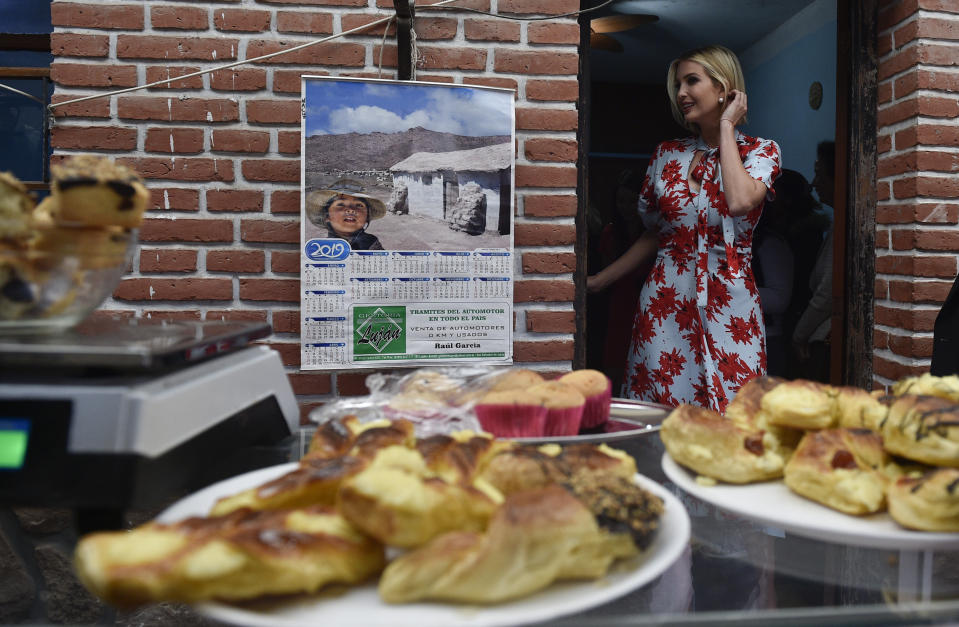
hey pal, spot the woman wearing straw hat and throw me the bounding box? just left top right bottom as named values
left=587, top=45, right=782, bottom=413
left=307, top=178, right=386, bottom=250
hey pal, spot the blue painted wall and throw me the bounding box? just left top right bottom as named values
left=741, top=15, right=837, bottom=186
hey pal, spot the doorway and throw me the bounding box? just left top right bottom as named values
left=576, top=0, right=877, bottom=390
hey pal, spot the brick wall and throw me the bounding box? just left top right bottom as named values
left=874, top=0, right=959, bottom=388
left=49, top=0, right=582, bottom=421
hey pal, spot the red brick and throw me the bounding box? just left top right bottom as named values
left=875, top=277, right=889, bottom=300
left=877, top=32, right=893, bottom=57
left=876, top=228, right=890, bottom=248
left=211, top=129, right=270, bottom=153
left=878, top=80, right=893, bottom=104
left=888, top=278, right=955, bottom=303
left=114, top=278, right=232, bottom=301
left=524, top=138, right=577, bottom=162
left=894, top=126, right=918, bottom=150
left=893, top=175, right=959, bottom=199
left=206, top=310, right=268, bottom=323
left=117, top=97, right=239, bottom=122
left=50, top=63, right=137, bottom=87
left=278, top=131, right=301, bottom=155
left=888, top=333, right=934, bottom=358
left=525, top=310, right=575, bottom=333
left=277, top=12, right=335, bottom=34
left=373, top=0, right=488, bottom=7
left=288, top=372, right=332, bottom=396
left=151, top=5, right=209, bottom=30
left=210, top=68, right=268, bottom=91
left=239, top=278, right=300, bottom=302
left=271, top=190, right=301, bottom=214
left=207, top=249, right=266, bottom=272
left=247, top=39, right=365, bottom=66
left=901, top=15, right=959, bottom=47
left=144, top=128, right=205, bottom=154
left=139, top=218, right=234, bottom=242
left=915, top=228, right=959, bottom=250
left=499, top=0, right=578, bottom=15
left=336, top=372, right=373, bottom=396
left=878, top=45, right=919, bottom=81
left=514, top=279, right=574, bottom=302
left=876, top=253, right=957, bottom=277
left=242, top=159, right=301, bottom=183
left=463, top=77, right=518, bottom=93
left=116, top=35, right=238, bottom=61
left=464, top=19, right=520, bottom=42
left=273, top=70, right=315, bottom=94
left=513, top=340, right=574, bottom=362
left=514, top=222, right=576, bottom=246
left=515, top=164, right=577, bottom=188
left=214, top=9, right=271, bottom=32
left=265, top=342, right=300, bottom=367
left=892, top=19, right=919, bottom=48
left=207, top=189, right=264, bottom=212
left=271, top=251, right=300, bottom=273
left=878, top=152, right=916, bottom=178
left=874, top=304, right=939, bottom=331
left=50, top=94, right=110, bottom=119
left=139, top=248, right=198, bottom=272
left=916, top=203, right=959, bottom=223
left=494, top=50, right=578, bottom=75
left=918, top=0, right=959, bottom=14
left=246, top=99, right=300, bottom=124
left=415, top=46, right=487, bottom=71
left=146, top=66, right=204, bottom=90
left=523, top=194, right=577, bottom=217
left=878, top=0, right=919, bottom=31
left=873, top=356, right=928, bottom=382
left=516, top=107, right=578, bottom=131
left=51, top=126, right=137, bottom=151
left=150, top=188, right=200, bottom=212
left=527, top=22, right=579, bottom=44
left=264, top=0, right=364, bottom=5
left=52, top=3, right=144, bottom=29
left=340, top=13, right=396, bottom=35
left=878, top=181, right=891, bottom=201
left=409, top=18, right=458, bottom=40
left=521, top=252, right=576, bottom=273
left=241, top=219, right=300, bottom=244
left=878, top=133, right=892, bottom=154
left=910, top=124, right=959, bottom=148
left=272, top=310, right=300, bottom=334
left=874, top=327, right=889, bottom=351
left=526, top=79, right=578, bottom=102
left=50, top=33, right=109, bottom=58
left=118, top=157, right=235, bottom=182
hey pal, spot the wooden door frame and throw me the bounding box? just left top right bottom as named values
left=574, top=0, right=880, bottom=386
left=833, top=0, right=878, bottom=388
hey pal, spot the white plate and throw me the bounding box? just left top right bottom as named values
left=661, top=453, right=959, bottom=550
left=157, top=463, right=691, bottom=627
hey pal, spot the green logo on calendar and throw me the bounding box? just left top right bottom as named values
left=353, top=306, right=406, bottom=355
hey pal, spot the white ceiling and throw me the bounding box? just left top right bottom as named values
left=588, top=0, right=819, bottom=83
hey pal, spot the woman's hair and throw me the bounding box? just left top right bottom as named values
left=666, top=45, right=746, bottom=132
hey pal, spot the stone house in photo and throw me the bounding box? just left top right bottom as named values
left=389, top=141, right=512, bottom=235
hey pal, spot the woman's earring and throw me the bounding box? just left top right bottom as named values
left=719, top=97, right=724, bottom=104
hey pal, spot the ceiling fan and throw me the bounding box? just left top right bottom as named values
left=589, top=14, right=658, bottom=53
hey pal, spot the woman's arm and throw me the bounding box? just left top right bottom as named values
left=587, top=227, right=659, bottom=292
left=718, top=91, right=769, bottom=216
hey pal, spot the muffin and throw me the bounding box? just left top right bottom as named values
left=474, top=389, right=547, bottom=438
left=0, top=171, right=35, bottom=241
left=32, top=225, right=131, bottom=270
left=558, top=369, right=612, bottom=429
left=528, top=381, right=585, bottom=437
left=486, top=368, right=546, bottom=392
left=51, top=155, right=149, bottom=228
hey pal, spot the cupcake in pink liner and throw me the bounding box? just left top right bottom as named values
left=473, top=389, right=547, bottom=438
left=527, top=381, right=585, bottom=437
left=486, top=368, right=546, bottom=392
left=558, top=369, right=613, bottom=429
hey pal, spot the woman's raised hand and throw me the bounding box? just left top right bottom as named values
left=720, top=89, right=748, bottom=127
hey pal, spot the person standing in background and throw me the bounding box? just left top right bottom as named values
left=588, top=45, right=782, bottom=412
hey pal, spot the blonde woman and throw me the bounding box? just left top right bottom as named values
left=588, top=45, right=782, bottom=412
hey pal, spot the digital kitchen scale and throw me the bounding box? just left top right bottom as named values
left=0, top=317, right=300, bottom=531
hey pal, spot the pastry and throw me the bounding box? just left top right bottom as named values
left=892, top=373, right=959, bottom=404
left=760, top=379, right=837, bottom=430
left=74, top=505, right=385, bottom=608
left=303, top=416, right=415, bottom=462
left=660, top=403, right=790, bottom=483
left=0, top=171, right=35, bottom=241
left=723, top=375, right=784, bottom=427
left=51, top=155, right=149, bottom=228
left=887, top=468, right=959, bottom=532
left=881, top=395, right=959, bottom=467
left=783, top=428, right=893, bottom=515
left=558, top=369, right=613, bottom=428
left=378, top=481, right=658, bottom=604
left=835, top=385, right=889, bottom=431
left=32, top=224, right=131, bottom=270
left=527, top=380, right=585, bottom=436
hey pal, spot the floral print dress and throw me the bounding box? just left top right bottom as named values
left=624, top=131, right=782, bottom=412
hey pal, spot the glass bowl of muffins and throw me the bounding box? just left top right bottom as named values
left=0, top=157, right=148, bottom=333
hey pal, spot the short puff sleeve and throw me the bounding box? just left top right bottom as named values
left=741, top=137, right=782, bottom=200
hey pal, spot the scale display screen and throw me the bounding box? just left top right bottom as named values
left=0, top=419, right=30, bottom=470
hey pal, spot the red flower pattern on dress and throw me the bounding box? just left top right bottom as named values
left=623, top=132, right=782, bottom=412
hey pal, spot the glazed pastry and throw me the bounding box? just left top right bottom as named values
left=783, top=428, right=894, bottom=515
left=378, top=482, right=658, bottom=604
left=835, top=385, right=889, bottom=431
left=760, top=379, right=837, bottom=430
left=723, top=375, right=784, bottom=427
left=887, top=468, right=959, bottom=532
left=0, top=171, right=35, bottom=241
left=881, top=395, right=959, bottom=467
left=302, top=416, right=415, bottom=462
left=74, top=505, right=385, bottom=608
left=51, top=155, right=149, bottom=228
left=660, top=403, right=791, bottom=483
left=892, top=373, right=959, bottom=404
